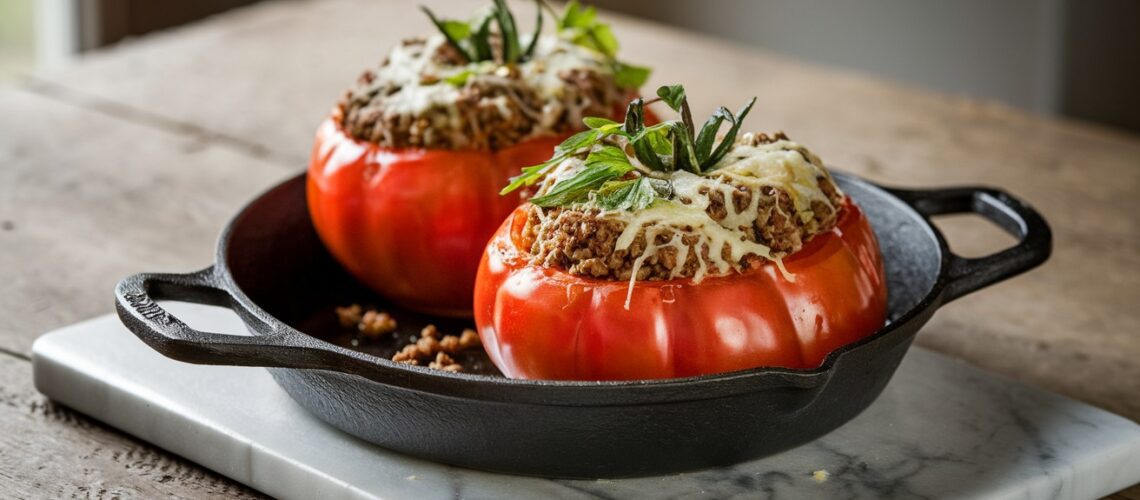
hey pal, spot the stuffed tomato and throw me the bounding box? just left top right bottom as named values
left=307, top=1, right=651, bottom=315
left=474, top=86, right=888, bottom=380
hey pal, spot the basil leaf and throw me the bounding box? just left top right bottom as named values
left=559, top=1, right=596, bottom=30
left=613, top=61, right=651, bottom=89
left=595, top=177, right=673, bottom=211
left=669, top=121, right=700, bottom=173
left=524, top=0, right=543, bottom=58
left=501, top=129, right=602, bottom=195
left=695, top=106, right=730, bottom=166
left=589, top=24, right=619, bottom=57
left=631, top=123, right=672, bottom=171
left=583, top=117, right=619, bottom=129
left=502, top=160, right=557, bottom=195
left=594, top=177, right=656, bottom=211
left=623, top=98, right=644, bottom=136
left=555, top=129, right=599, bottom=156
left=421, top=7, right=473, bottom=62
left=492, top=0, right=522, bottom=63
left=444, top=69, right=474, bottom=87
left=530, top=145, right=634, bottom=207
left=440, top=20, right=471, bottom=41
left=705, top=97, right=757, bottom=169
left=472, top=15, right=494, bottom=61
left=559, top=1, right=622, bottom=58
left=585, top=143, right=634, bottom=169
left=656, top=85, right=686, bottom=112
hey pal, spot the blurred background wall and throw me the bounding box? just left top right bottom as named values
left=2, top=0, right=1137, bottom=132
left=595, top=0, right=1140, bottom=133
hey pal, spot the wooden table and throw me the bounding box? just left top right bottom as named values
left=2, top=0, right=1137, bottom=497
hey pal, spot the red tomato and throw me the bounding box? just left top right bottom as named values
left=307, top=110, right=564, bottom=316
left=473, top=199, right=888, bottom=380
left=308, top=104, right=652, bottom=316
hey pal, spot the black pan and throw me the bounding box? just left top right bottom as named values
left=114, top=171, right=1050, bottom=478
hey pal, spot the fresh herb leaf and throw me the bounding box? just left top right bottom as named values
left=695, top=106, right=730, bottom=164
left=422, top=1, right=553, bottom=65
left=705, top=97, right=757, bottom=169
left=471, top=14, right=494, bottom=61
left=555, top=128, right=600, bottom=155
left=631, top=122, right=672, bottom=170
left=623, top=98, right=644, bottom=136
left=583, top=143, right=634, bottom=171
left=503, top=85, right=760, bottom=213
left=656, top=85, right=686, bottom=112
left=594, top=177, right=661, bottom=211
left=669, top=121, right=700, bottom=173
left=524, top=1, right=543, bottom=58
left=501, top=129, right=602, bottom=195
left=502, top=162, right=553, bottom=195
left=492, top=0, right=522, bottom=63
left=583, top=116, right=619, bottom=129
left=530, top=145, right=634, bottom=207
left=439, top=19, right=471, bottom=41
left=421, top=7, right=473, bottom=62
left=657, top=84, right=695, bottom=136
left=558, top=1, right=621, bottom=57
left=554, top=1, right=651, bottom=88
left=588, top=24, right=619, bottom=57
left=613, top=62, right=651, bottom=88
left=558, top=1, right=596, bottom=31
left=444, top=69, right=474, bottom=86
left=594, top=177, right=672, bottom=211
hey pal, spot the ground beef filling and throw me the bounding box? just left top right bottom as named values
left=522, top=175, right=844, bottom=281
left=338, top=38, right=627, bottom=151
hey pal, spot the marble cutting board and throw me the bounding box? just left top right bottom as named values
left=31, top=303, right=1140, bottom=499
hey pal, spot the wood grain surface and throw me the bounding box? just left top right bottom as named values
left=0, top=355, right=263, bottom=499
left=1, top=0, right=1137, bottom=497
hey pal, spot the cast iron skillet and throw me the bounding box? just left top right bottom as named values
left=114, top=171, right=1050, bottom=478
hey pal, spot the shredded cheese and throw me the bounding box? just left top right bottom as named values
left=367, top=34, right=612, bottom=134
left=534, top=137, right=840, bottom=309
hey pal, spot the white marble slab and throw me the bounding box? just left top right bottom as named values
left=31, top=303, right=1140, bottom=499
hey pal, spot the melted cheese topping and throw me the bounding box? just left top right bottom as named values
left=536, top=137, right=839, bottom=309
left=370, top=34, right=613, bottom=129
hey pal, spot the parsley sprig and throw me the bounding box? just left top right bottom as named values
left=503, top=84, right=757, bottom=211
left=420, top=0, right=651, bottom=88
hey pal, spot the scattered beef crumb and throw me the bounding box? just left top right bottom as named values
left=336, top=304, right=363, bottom=327
left=334, top=305, right=482, bottom=372
left=359, top=310, right=398, bottom=337
left=429, top=352, right=462, bottom=372
left=336, top=304, right=398, bottom=337
left=391, top=325, right=481, bottom=371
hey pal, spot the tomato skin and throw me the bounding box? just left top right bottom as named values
left=307, top=103, right=652, bottom=316
left=307, top=112, right=564, bottom=316
left=473, top=200, right=888, bottom=380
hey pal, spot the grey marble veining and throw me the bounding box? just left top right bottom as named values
left=32, top=304, right=1140, bottom=499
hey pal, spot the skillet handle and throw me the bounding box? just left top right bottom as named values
left=887, top=186, right=1052, bottom=303
left=115, top=267, right=335, bottom=368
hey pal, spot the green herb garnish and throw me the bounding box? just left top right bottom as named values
left=594, top=177, right=673, bottom=211
left=556, top=1, right=651, bottom=88
left=421, top=1, right=539, bottom=65
left=530, top=145, right=634, bottom=207
left=422, top=0, right=650, bottom=88
left=503, top=84, right=758, bottom=210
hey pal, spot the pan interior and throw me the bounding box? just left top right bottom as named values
left=222, top=173, right=941, bottom=366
